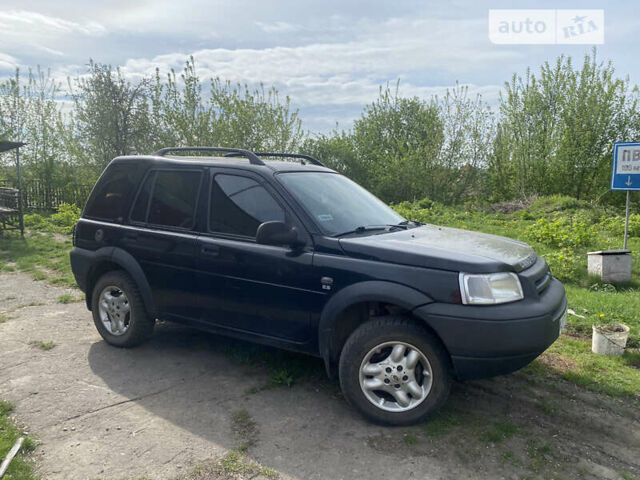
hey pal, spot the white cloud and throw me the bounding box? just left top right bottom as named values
left=0, top=53, right=19, bottom=72
left=0, top=10, right=105, bottom=36
left=103, top=15, right=509, bottom=132
left=0, top=10, right=105, bottom=64
left=255, top=21, right=299, bottom=33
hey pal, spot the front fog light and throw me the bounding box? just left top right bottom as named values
left=459, top=272, right=524, bottom=305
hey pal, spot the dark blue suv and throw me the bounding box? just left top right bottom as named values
left=70, top=147, right=567, bottom=425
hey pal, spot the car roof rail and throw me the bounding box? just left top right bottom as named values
left=254, top=152, right=325, bottom=167
left=153, top=147, right=265, bottom=166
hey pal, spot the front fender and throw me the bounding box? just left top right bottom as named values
left=318, top=281, right=433, bottom=371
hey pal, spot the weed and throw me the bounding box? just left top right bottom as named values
left=537, top=398, right=557, bottom=416
left=404, top=432, right=418, bottom=446
left=57, top=294, right=76, bottom=304
left=20, top=302, right=45, bottom=308
left=500, top=450, right=522, bottom=467
left=527, top=439, right=552, bottom=472
left=29, top=340, right=55, bottom=351
left=421, top=405, right=466, bottom=438
left=230, top=409, right=258, bottom=451
left=209, top=450, right=279, bottom=479
left=481, top=421, right=518, bottom=443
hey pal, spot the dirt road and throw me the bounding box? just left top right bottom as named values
left=0, top=272, right=638, bottom=480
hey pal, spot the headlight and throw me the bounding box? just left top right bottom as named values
left=459, top=272, right=524, bottom=305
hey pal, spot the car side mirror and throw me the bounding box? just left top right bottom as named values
left=256, top=221, right=300, bottom=247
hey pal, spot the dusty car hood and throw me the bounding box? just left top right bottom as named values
left=338, top=224, right=536, bottom=273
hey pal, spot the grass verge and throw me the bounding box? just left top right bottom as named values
left=0, top=401, right=37, bottom=480
left=0, top=231, right=75, bottom=287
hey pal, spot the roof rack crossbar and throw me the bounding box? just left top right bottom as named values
left=153, top=147, right=265, bottom=166
left=254, top=152, right=325, bottom=167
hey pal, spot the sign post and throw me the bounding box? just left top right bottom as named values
left=611, top=142, right=640, bottom=249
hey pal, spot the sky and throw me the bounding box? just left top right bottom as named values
left=1, top=0, right=639, bottom=134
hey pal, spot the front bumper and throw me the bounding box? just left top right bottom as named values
left=413, top=278, right=567, bottom=380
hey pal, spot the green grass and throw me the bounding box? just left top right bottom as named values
left=421, top=404, right=469, bottom=437
left=403, top=432, right=418, bottom=446
left=230, top=409, right=258, bottom=451
left=56, top=294, right=75, bottom=304
left=565, top=284, right=640, bottom=348
left=0, top=401, right=37, bottom=480
left=211, top=340, right=324, bottom=395
left=541, top=336, right=640, bottom=397
left=0, top=231, right=75, bottom=287
left=526, top=439, right=552, bottom=472
left=29, top=340, right=56, bottom=351
left=481, top=421, right=518, bottom=443
left=213, top=450, right=278, bottom=479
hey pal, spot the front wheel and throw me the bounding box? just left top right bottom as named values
left=339, top=316, right=452, bottom=425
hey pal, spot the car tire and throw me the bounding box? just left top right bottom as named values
left=339, top=315, right=452, bottom=426
left=91, top=270, right=154, bottom=348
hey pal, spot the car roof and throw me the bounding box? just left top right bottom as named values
left=111, top=155, right=336, bottom=173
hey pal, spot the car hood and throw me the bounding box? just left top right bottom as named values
left=338, top=224, right=536, bottom=273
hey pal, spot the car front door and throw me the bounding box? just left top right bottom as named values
left=194, top=168, right=322, bottom=344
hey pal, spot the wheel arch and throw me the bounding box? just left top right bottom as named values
left=318, top=281, right=438, bottom=377
left=85, top=247, right=157, bottom=318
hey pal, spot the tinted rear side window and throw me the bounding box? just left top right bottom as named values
left=85, top=163, right=139, bottom=222
left=148, top=170, right=202, bottom=229
left=130, top=173, right=154, bottom=223
left=209, top=174, right=285, bottom=237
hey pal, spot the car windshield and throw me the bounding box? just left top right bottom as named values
left=277, top=172, right=405, bottom=236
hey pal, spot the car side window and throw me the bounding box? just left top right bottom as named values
left=130, top=170, right=202, bottom=229
left=85, top=163, right=139, bottom=222
left=209, top=174, right=285, bottom=237
left=130, top=172, right=154, bottom=223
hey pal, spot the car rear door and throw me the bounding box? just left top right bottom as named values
left=120, top=167, right=205, bottom=320
left=193, top=167, right=322, bottom=344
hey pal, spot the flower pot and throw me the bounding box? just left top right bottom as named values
left=591, top=323, right=630, bottom=356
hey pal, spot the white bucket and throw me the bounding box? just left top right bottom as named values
left=591, top=323, right=630, bottom=356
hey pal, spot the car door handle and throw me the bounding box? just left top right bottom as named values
left=123, top=233, right=138, bottom=242
left=201, top=245, right=220, bottom=257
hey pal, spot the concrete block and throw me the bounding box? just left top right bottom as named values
left=587, top=250, right=632, bottom=284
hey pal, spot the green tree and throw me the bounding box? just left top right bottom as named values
left=350, top=84, right=444, bottom=203
left=491, top=50, right=640, bottom=201
left=0, top=68, right=74, bottom=206
left=148, top=57, right=304, bottom=152
left=70, top=60, right=151, bottom=172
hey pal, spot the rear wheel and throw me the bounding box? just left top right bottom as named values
left=339, top=316, right=452, bottom=425
left=91, top=271, right=154, bottom=347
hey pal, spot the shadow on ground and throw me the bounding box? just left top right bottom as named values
left=86, top=323, right=640, bottom=480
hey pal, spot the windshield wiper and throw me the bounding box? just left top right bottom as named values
left=398, top=219, right=423, bottom=227
left=334, top=224, right=405, bottom=238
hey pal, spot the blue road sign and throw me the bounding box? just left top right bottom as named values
left=611, top=142, right=640, bottom=191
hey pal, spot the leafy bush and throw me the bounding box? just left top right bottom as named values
left=541, top=248, right=581, bottom=282
left=526, top=217, right=595, bottom=248
left=49, top=203, right=81, bottom=233
left=23, top=203, right=81, bottom=234
left=600, top=214, right=640, bottom=237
